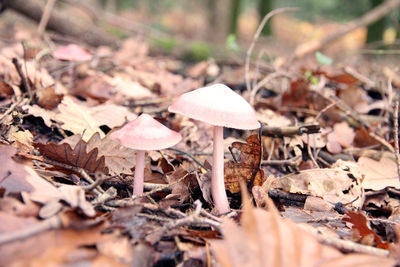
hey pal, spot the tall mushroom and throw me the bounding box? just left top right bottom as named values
left=168, top=83, right=260, bottom=214
left=110, top=113, right=182, bottom=195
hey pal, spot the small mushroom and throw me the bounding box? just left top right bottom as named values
left=110, top=113, right=182, bottom=195
left=168, top=83, right=260, bottom=214
left=52, top=44, right=92, bottom=62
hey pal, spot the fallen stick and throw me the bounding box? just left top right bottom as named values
left=294, top=0, right=400, bottom=58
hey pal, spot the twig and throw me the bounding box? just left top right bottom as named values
left=0, top=215, right=62, bottom=245
left=167, top=148, right=205, bottom=169
left=261, top=124, right=320, bottom=137
left=314, top=101, right=338, bottom=122
left=249, top=71, right=292, bottom=106
left=245, top=7, right=297, bottom=92
left=164, top=200, right=221, bottom=231
left=344, top=66, right=375, bottom=88
left=307, top=134, right=320, bottom=168
left=37, top=0, right=57, bottom=36
left=0, top=98, right=26, bottom=123
left=299, top=224, right=389, bottom=257
left=137, top=213, right=171, bottom=222
left=394, top=100, right=400, bottom=182
left=261, top=156, right=301, bottom=167
left=12, top=58, right=32, bottom=95
left=143, top=182, right=172, bottom=193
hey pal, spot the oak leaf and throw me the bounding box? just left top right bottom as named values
left=34, top=138, right=107, bottom=174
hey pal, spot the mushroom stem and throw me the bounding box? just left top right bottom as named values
left=212, top=126, right=230, bottom=214
left=134, top=150, right=145, bottom=196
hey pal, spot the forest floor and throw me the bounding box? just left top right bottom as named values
left=1, top=11, right=400, bottom=266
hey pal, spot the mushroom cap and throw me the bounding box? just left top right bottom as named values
left=168, top=83, right=260, bottom=129
left=110, top=114, right=182, bottom=150
left=52, top=44, right=92, bottom=61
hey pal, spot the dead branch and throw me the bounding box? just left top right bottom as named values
left=294, top=0, right=400, bottom=58
left=3, top=0, right=119, bottom=47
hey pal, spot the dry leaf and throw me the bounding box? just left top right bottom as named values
left=89, top=104, right=137, bottom=129
left=343, top=210, right=388, bottom=249
left=269, top=163, right=364, bottom=208
left=55, top=96, right=104, bottom=141
left=211, top=196, right=342, bottom=267
left=166, top=166, right=198, bottom=203
left=34, top=138, right=107, bottom=174
left=357, top=156, right=399, bottom=190
left=211, top=195, right=394, bottom=267
left=24, top=104, right=57, bottom=128
left=224, top=134, right=265, bottom=194
left=0, top=145, right=59, bottom=198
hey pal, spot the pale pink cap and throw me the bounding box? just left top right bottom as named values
left=110, top=113, right=182, bottom=150
left=52, top=44, right=92, bottom=61
left=169, top=83, right=260, bottom=129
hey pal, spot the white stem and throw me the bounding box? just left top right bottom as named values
left=212, top=126, right=230, bottom=214
left=133, top=150, right=145, bottom=196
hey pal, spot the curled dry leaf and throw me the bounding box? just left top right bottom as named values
left=166, top=165, right=198, bottom=203
left=224, top=134, right=265, bottom=194
left=34, top=137, right=108, bottom=174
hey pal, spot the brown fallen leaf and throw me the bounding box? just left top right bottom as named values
left=34, top=138, right=107, bottom=174
left=0, top=80, right=13, bottom=99
left=71, top=74, right=114, bottom=102
left=35, top=86, right=62, bottom=109
left=165, top=165, right=198, bottom=203
left=224, top=134, right=265, bottom=194
left=343, top=210, right=388, bottom=249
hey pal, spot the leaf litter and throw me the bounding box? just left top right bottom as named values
left=1, top=24, right=400, bottom=267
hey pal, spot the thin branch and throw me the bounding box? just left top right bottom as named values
left=37, top=0, right=57, bottom=36
left=0, top=215, right=62, bottom=245
left=245, top=7, right=297, bottom=92
left=261, top=156, right=301, bottom=167
left=394, top=100, right=400, bottom=182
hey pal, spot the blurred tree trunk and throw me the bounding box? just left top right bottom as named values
left=259, top=0, right=272, bottom=35
left=105, top=0, right=117, bottom=13
left=207, top=0, right=231, bottom=42
left=367, top=0, right=386, bottom=43
left=229, top=0, right=241, bottom=34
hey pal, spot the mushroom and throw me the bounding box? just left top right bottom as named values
left=52, top=44, right=92, bottom=62
left=168, top=83, right=260, bottom=214
left=110, top=113, right=182, bottom=195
